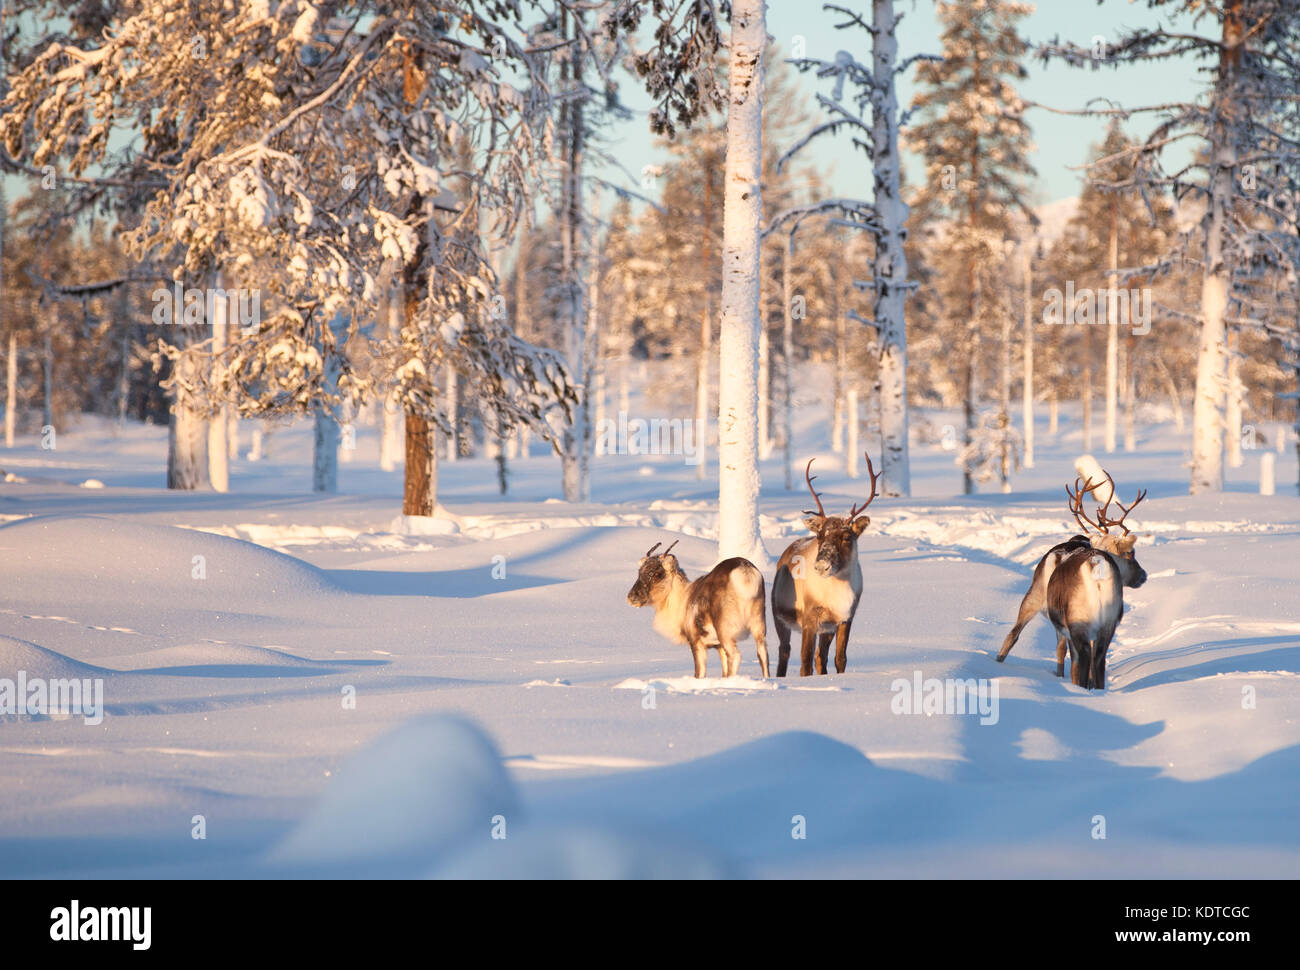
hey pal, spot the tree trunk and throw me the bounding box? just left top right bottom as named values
left=1105, top=213, right=1119, bottom=453
left=402, top=410, right=438, bottom=516
left=1123, top=332, right=1137, bottom=452
left=871, top=0, right=912, bottom=496
left=782, top=234, right=795, bottom=490
left=846, top=386, right=859, bottom=477
left=1190, top=7, right=1241, bottom=495
left=558, top=8, right=589, bottom=502
left=5, top=331, right=15, bottom=448
left=167, top=352, right=210, bottom=490
left=758, top=321, right=771, bottom=460
left=1021, top=242, right=1034, bottom=468
left=445, top=365, right=459, bottom=462
left=697, top=303, right=711, bottom=482
left=833, top=309, right=846, bottom=453
left=999, top=277, right=1013, bottom=494
left=716, top=0, right=767, bottom=565
left=208, top=284, right=230, bottom=492
left=1226, top=333, right=1243, bottom=468
left=1082, top=324, right=1094, bottom=452
left=380, top=283, right=402, bottom=472
left=963, top=260, right=979, bottom=495
left=313, top=344, right=341, bottom=493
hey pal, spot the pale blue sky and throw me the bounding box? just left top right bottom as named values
left=609, top=0, right=1200, bottom=206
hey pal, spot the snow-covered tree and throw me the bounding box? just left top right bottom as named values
left=1038, top=0, right=1300, bottom=494
left=2, top=2, right=577, bottom=507
left=782, top=1, right=935, bottom=497
left=907, top=0, right=1037, bottom=495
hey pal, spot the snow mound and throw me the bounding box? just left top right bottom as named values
left=110, top=642, right=345, bottom=676
left=79, top=478, right=105, bottom=489
left=433, top=826, right=738, bottom=879
left=269, top=714, right=518, bottom=870
left=0, top=515, right=340, bottom=603
left=0, top=633, right=111, bottom=681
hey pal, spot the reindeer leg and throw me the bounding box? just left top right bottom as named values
left=816, top=632, right=832, bottom=675
left=721, top=640, right=741, bottom=678
left=1055, top=635, right=1067, bottom=678
left=834, top=620, right=852, bottom=674
left=752, top=619, right=770, bottom=679
left=690, top=641, right=708, bottom=679
left=775, top=617, right=792, bottom=678
left=799, top=625, right=818, bottom=677
left=1068, top=630, right=1090, bottom=688
left=998, top=580, right=1045, bottom=662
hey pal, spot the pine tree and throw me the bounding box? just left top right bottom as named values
left=907, top=0, right=1037, bottom=494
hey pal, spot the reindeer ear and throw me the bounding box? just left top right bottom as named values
left=803, top=516, right=823, bottom=533
left=851, top=516, right=871, bottom=536
left=1118, top=534, right=1137, bottom=553
left=661, top=554, right=679, bottom=573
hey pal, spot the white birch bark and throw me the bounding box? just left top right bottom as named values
left=208, top=282, right=230, bottom=493
left=1105, top=215, right=1119, bottom=454
left=167, top=352, right=210, bottom=490
left=716, top=0, right=767, bottom=565
left=5, top=332, right=15, bottom=448
left=1021, top=241, right=1034, bottom=468
left=1226, top=339, right=1243, bottom=468
left=871, top=0, right=911, bottom=495
left=696, top=302, right=710, bottom=481
left=782, top=235, right=795, bottom=490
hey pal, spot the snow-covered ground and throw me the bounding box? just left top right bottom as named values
left=3, top=378, right=1298, bottom=878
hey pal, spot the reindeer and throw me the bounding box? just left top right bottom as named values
left=772, top=455, right=880, bottom=676
left=997, top=473, right=1148, bottom=685
left=999, top=473, right=1147, bottom=688
left=626, top=540, right=770, bottom=679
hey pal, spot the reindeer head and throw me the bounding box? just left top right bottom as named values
left=1067, top=471, right=1148, bottom=589
left=627, top=540, right=682, bottom=607
left=802, top=455, right=881, bottom=576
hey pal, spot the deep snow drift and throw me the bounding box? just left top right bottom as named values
left=1, top=391, right=1298, bottom=878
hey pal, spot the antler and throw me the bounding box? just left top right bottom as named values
left=661, top=539, right=679, bottom=557
left=643, top=542, right=662, bottom=558
left=1096, top=474, right=1147, bottom=536
left=803, top=459, right=827, bottom=519
left=847, top=453, right=882, bottom=521
left=1066, top=476, right=1107, bottom=535
left=643, top=539, right=679, bottom=559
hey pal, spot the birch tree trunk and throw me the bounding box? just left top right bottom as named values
left=782, top=234, right=795, bottom=490
left=1021, top=242, right=1034, bottom=468
left=1082, top=324, right=1094, bottom=452
left=1226, top=335, right=1243, bottom=468
left=1190, top=8, right=1241, bottom=495
left=5, top=332, right=15, bottom=448
left=208, top=283, right=230, bottom=493
left=846, top=386, right=859, bottom=478
left=872, top=0, right=911, bottom=496
left=167, top=351, right=210, bottom=490
left=558, top=8, right=589, bottom=502
left=312, top=315, right=343, bottom=493
left=758, top=322, right=771, bottom=460
left=716, top=0, right=767, bottom=565
left=1105, top=213, right=1119, bottom=453
left=999, top=279, right=1012, bottom=493
left=697, top=301, right=711, bottom=481
left=1123, top=333, right=1137, bottom=452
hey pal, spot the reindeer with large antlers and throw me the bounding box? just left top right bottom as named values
left=997, top=471, right=1148, bottom=689
left=771, top=455, right=881, bottom=676
left=626, top=540, right=770, bottom=678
